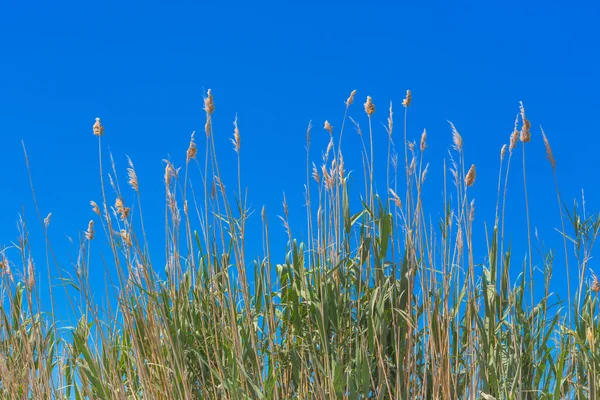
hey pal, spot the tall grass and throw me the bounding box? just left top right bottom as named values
left=1, top=90, right=599, bottom=399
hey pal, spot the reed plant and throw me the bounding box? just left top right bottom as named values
left=1, top=90, right=599, bottom=399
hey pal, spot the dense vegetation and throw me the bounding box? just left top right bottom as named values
left=1, top=90, right=599, bottom=399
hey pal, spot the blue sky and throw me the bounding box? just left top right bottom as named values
left=1, top=1, right=599, bottom=314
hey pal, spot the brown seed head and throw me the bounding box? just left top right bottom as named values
left=44, top=213, right=51, bottom=228
left=465, top=164, right=476, bottom=187
left=85, top=220, right=95, bottom=240
left=127, top=157, right=139, bottom=192
left=119, top=229, right=132, bottom=247
left=27, top=257, right=34, bottom=287
left=346, top=90, right=357, bottom=106
left=204, top=89, right=215, bottom=116
left=312, top=163, right=320, bottom=184
left=389, top=188, right=402, bottom=208
left=115, top=198, right=130, bottom=220
left=324, top=120, right=333, bottom=135
left=500, top=144, right=507, bottom=161
left=541, top=129, right=556, bottom=170
left=449, top=121, right=463, bottom=151
left=592, top=272, right=600, bottom=293
left=231, top=117, right=241, bottom=153
left=90, top=201, right=101, bottom=216
left=364, top=96, right=375, bottom=116
left=420, top=129, right=427, bottom=152
left=93, top=117, right=104, bottom=136
left=402, top=90, right=412, bottom=107
left=187, top=132, right=197, bottom=162
left=519, top=102, right=531, bottom=143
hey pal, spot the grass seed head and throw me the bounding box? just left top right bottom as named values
left=541, top=129, right=556, bottom=170
left=346, top=89, right=357, bottom=106
left=85, top=220, right=95, bottom=240
left=364, top=96, right=376, bottom=116
left=231, top=117, right=241, bottom=153
left=115, top=198, right=130, bottom=220
left=420, top=129, right=427, bottom=152
left=127, top=157, right=139, bottom=192
left=449, top=121, right=463, bottom=151
left=187, top=132, right=197, bottom=162
left=324, top=120, right=333, bottom=135
left=44, top=213, right=51, bottom=228
left=465, top=164, right=476, bottom=187
left=500, top=144, right=507, bottom=161
left=90, top=201, right=101, bottom=216
left=519, top=101, right=531, bottom=143
left=204, top=89, right=215, bottom=115
left=592, top=271, right=600, bottom=293
left=402, top=89, right=412, bottom=107
left=93, top=117, right=104, bottom=136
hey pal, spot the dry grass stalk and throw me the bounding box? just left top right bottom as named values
left=402, top=89, right=412, bottom=107
left=449, top=121, right=463, bottom=151
left=118, top=229, right=132, bottom=247
left=312, top=163, right=320, bottom=184
left=389, top=188, right=402, bottom=208
left=324, top=120, right=333, bottom=135
left=115, top=198, right=130, bottom=220
left=500, top=144, right=507, bottom=161
left=85, top=220, right=95, bottom=240
left=420, top=129, right=427, bottom=152
left=592, top=271, right=600, bottom=293
left=519, top=101, right=531, bottom=143
left=127, top=157, right=139, bottom=192
left=387, top=102, right=393, bottom=135
left=93, top=117, right=104, bottom=136
left=90, top=201, right=101, bottom=216
left=231, top=118, right=241, bottom=153
left=187, top=132, right=197, bottom=162
left=44, top=213, right=51, bottom=228
left=364, top=96, right=376, bottom=116
left=204, top=89, right=215, bottom=116
left=27, top=257, right=34, bottom=287
left=541, top=129, right=556, bottom=170
left=465, top=164, right=476, bottom=187
left=346, top=89, right=357, bottom=106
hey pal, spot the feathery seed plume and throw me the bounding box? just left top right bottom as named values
left=420, top=129, right=427, bottom=152
left=389, top=189, right=402, bottom=208
left=93, top=117, right=104, bottom=136
left=204, top=89, right=215, bottom=116
left=44, top=213, right=51, bottom=228
left=90, top=201, right=101, bottom=216
left=85, top=220, right=95, bottom=240
left=115, top=198, right=130, bottom=220
left=231, top=117, right=241, bottom=153
left=324, top=120, right=333, bottom=135
left=364, top=96, right=375, bottom=116
left=541, top=129, right=556, bottom=170
left=519, top=101, right=531, bottom=143
left=346, top=90, right=357, bottom=106
left=127, top=157, right=139, bottom=192
left=500, top=144, right=507, bottom=161
left=187, top=132, right=197, bottom=162
left=592, top=271, right=600, bottom=293
left=465, top=164, right=476, bottom=187
left=402, top=90, right=412, bottom=107
left=449, top=121, right=463, bottom=151
left=312, top=163, right=320, bottom=184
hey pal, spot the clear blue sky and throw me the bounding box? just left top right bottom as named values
left=1, top=1, right=599, bottom=312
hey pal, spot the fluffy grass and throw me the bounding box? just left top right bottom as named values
left=1, top=90, right=599, bottom=399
